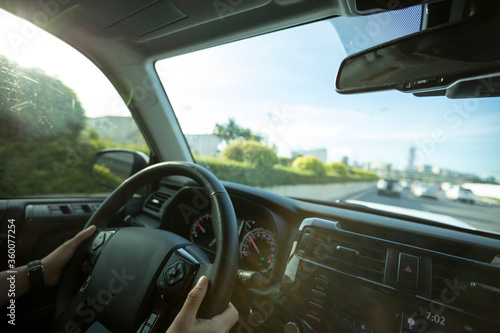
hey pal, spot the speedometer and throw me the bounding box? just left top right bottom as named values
left=240, top=228, right=276, bottom=272
left=189, top=213, right=216, bottom=251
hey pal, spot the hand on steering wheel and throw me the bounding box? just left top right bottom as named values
left=42, top=225, right=96, bottom=286
left=167, top=276, right=238, bottom=333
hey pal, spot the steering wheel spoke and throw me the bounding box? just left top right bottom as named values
left=88, top=230, right=116, bottom=265
left=138, top=247, right=209, bottom=332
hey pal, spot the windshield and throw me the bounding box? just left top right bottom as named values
left=156, top=10, right=500, bottom=236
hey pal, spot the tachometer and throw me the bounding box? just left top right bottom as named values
left=242, top=219, right=257, bottom=234
left=240, top=228, right=276, bottom=272
left=189, top=213, right=216, bottom=251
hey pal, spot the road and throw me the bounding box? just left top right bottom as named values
left=344, top=187, right=500, bottom=235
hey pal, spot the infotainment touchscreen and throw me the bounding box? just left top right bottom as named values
left=332, top=284, right=492, bottom=333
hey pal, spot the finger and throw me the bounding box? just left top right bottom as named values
left=71, top=225, right=97, bottom=246
left=62, top=225, right=96, bottom=252
left=214, top=302, right=239, bottom=330
left=178, top=275, right=208, bottom=320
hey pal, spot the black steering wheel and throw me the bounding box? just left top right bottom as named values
left=53, top=162, right=239, bottom=333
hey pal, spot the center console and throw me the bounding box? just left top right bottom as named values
left=280, top=218, right=500, bottom=333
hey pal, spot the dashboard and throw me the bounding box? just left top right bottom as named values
left=153, top=185, right=291, bottom=282
left=163, top=189, right=278, bottom=275
left=138, top=181, right=500, bottom=333
left=8, top=176, right=500, bottom=333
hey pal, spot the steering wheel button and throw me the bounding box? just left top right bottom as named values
left=156, top=279, right=166, bottom=288
left=140, top=324, right=152, bottom=333
left=166, top=261, right=186, bottom=285
left=146, top=313, right=158, bottom=326
left=91, top=233, right=106, bottom=251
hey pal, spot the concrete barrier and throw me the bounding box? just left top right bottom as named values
left=258, top=181, right=376, bottom=201
left=463, top=183, right=500, bottom=200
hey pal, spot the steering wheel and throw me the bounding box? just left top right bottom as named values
left=52, top=162, right=239, bottom=333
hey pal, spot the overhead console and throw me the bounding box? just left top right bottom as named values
left=280, top=218, right=500, bottom=333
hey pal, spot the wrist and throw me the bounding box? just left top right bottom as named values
left=27, top=260, right=46, bottom=291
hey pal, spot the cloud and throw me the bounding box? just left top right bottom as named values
left=329, top=145, right=354, bottom=160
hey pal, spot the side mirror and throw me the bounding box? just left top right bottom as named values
left=89, top=149, right=149, bottom=189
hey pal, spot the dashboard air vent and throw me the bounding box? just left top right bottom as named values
left=304, top=228, right=388, bottom=283
left=144, top=190, right=175, bottom=214
left=431, top=256, right=500, bottom=317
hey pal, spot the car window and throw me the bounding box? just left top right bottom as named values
left=0, top=9, right=149, bottom=198
left=156, top=12, right=500, bottom=236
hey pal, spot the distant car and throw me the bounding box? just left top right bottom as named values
left=400, top=180, right=412, bottom=189
left=411, top=182, right=440, bottom=199
left=376, top=178, right=403, bottom=197
left=446, top=186, right=475, bottom=204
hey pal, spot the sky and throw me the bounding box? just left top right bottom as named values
left=0, top=9, right=131, bottom=118
left=1, top=8, right=499, bottom=180
left=156, top=19, right=500, bottom=180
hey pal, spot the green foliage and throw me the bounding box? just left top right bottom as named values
left=222, top=141, right=245, bottom=162
left=278, top=157, right=292, bottom=166
left=0, top=128, right=149, bottom=197
left=222, top=140, right=278, bottom=168
left=0, top=136, right=100, bottom=196
left=328, top=162, right=349, bottom=176
left=350, top=168, right=379, bottom=181
left=0, top=55, right=85, bottom=141
left=196, top=155, right=378, bottom=187
left=292, top=155, right=326, bottom=175
left=214, top=118, right=263, bottom=144
left=92, top=164, right=124, bottom=188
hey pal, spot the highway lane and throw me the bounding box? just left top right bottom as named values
left=344, top=187, right=500, bottom=235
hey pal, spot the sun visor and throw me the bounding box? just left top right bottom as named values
left=79, top=0, right=160, bottom=28
left=79, top=0, right=271, bottom=36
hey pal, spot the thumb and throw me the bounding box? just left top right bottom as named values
left=179, top=276, right=208, bottom=320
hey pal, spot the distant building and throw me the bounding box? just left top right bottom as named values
left=485, top=176, right=497, bottom=184
left=416, top=164, right=433, bottom=174
left=185, top=134, right=221, bottom=157
left=291, top=148, right=327, bottom=163
left=368, top=160, right=389, bottom=171
left=408, top=147, right=416, bottom=171
left=341, top=155, right=349, bottom=166
left=86, top=116, right=146, bottom=146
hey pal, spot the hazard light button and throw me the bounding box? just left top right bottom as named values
left=397, top=253, right=419, bottom=289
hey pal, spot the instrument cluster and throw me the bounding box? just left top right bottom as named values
left=188, top=212, right=276, bottom=274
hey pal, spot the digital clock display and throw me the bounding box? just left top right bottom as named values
left=402, top=312, right=446, bottom=333
left=332, top=284, right=497, bottom=333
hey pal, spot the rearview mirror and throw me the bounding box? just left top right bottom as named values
left=335, top=14, right=500, bottom=96
left=89, top=149, right=149, bottom=189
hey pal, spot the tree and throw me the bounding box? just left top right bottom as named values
left=214, top=118, right=263, bottom=144
left=222, top=140, right=278, bottom=168
left=328, top=162, right=349, bottom=176
left=292, top=156, right=326, bottom=175
left=0, top=55, right=85, bottom=141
